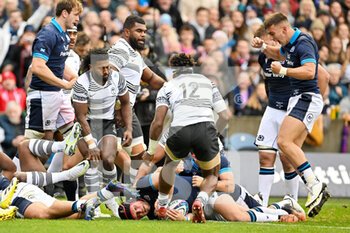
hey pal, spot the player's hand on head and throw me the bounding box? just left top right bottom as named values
left=251, top=37, right=264, bottom=48
left=121, top=130, right=132, bottom=147
left=271, top=61, right=282, bottom=74
left=167, top=209, right=186, bottom=221
left=192, top=175, right=204, bottom=187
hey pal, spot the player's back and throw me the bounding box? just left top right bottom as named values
left=163, top=73, right=217, bottom=127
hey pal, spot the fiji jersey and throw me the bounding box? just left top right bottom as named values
left=156, top=73, right=226, bottom=127
left=279, top=28, right=320, bottom=96
left=108, top=38, right=147, bottom=107
left=72, top=70, right=128, bottom=120
left=31, top=18, right=70, bottom=91
left=258, top=52, right=291, bottom=111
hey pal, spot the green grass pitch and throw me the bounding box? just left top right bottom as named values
left=2, top=197, right=349, bottom=233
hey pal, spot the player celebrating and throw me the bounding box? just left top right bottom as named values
left=252, top=13, right=330, bottom=217
left=142, top=53, right=230, bottom=223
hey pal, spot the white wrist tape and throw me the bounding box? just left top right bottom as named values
left=147, top=139, right=158, bottom=155
left=84, top=134, right=93, bottom=143
left=88, top=142, right=97, bottom=149
left=279, top=67, right=287, bottom=76
left=261, top=42, right=267, bottom=51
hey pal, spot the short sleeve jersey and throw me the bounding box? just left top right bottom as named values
left=31, top=18, right=70, bottom=91
left=279, top=28, right=320, bottom=96
left=108, top=38, right=147, bottom=107
left=72, top=70, right=127, bottom=120
left=258, top=52, right=291, bottom=110
left=156, top=73, right=226, bottom=127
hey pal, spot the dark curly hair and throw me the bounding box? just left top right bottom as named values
left=169, top=53, right=196, bottom=67
left=81, top=48, right=109, bottom=73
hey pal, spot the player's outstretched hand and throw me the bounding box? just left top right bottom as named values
left=251, top=37, right=264, bottom=49
left=122, top=130, right=132, bottom=147
left=271, top=61, right=282, bottom=74
left=167, top=209, right=186, bottom=221
left=87, top=147, right=101, bottom=161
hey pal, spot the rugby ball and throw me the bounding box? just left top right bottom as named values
left=168, top=199, right=189, bottom=215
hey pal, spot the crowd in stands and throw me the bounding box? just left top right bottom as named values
left=1, top=0, right=350, bottom=153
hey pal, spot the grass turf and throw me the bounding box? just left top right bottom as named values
left=1, top=197, right=350, bottom=233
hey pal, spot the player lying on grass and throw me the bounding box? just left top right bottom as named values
left=86, top=162, right=305, bottom=222
left=0, top=151, right=137, bottom=220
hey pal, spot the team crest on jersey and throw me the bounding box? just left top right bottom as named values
left=290, top=46, right=295, bottom=52
left=45, top=120, right=51, bottom=126
left=257, top=135, right=264, bottom=141
left=306, top=113, right=314, bottom=122
left=111, top=87, right=116, bottom=95
left=64, top=45, right=69, bottom=51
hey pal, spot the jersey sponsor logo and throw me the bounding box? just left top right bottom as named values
left=257, top=135, right=264, bottom=141
left=60, top=51, right=70, bottom=57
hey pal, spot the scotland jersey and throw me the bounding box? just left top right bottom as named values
left=156, top=73, right=226, bottom=127
left=108, top=38, right=147, bottom=107
left=258, top=52, right=291, bottom=110
left=279, top=28, right=320, bottom=96
left=31, top=18, right=70, bottom=91
left=72, top=70, right=127, bottom=120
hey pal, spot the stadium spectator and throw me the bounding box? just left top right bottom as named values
left=3, top=24, right=36, bottom=89
left=153, top=0, right=183, bottom=33
left=0, top=71, right=26, bottom=113
left=335, top=23, right=350, bottom=52
left=99, top=10, right=119, bottom=43
left=113, top=5, right=130, bottom=33
left=179, top=24, right=197, bottom=57
left=225, top=71, right=253, bottom=116
left=294, top=0, right=316, bottom=30
left=92, top=0, right=121, bottom=14
left=310, top=18, right=327, bottom=49
left=125, top=0, right=141, bottom=16
left=317, top=9, right=334, bottom=42
left=319, top=45, right=329, bottom=68
left=73, top=32, right=91, bottom=62
left=0, top=101, right=25, bottom=159
left=230, top=10, right=247, bottom=40
left=178, top=0, right=219, bottom=23
left=241, top=82, right=268, bottom=116
left=277, top=0, right=295, bottom=26
left=329, top=0, right=344, bottom=27
left=0, top=2, right=52, bottom=66
left=89, top=24, right=104, bottom=49
left=231, top=39, right=251, bottom=77
left=189, top=7, right=217, bottom=46
left=208, top=7, right=221, bottom=29
left=328, top=36, right=346, bottom=64
left=219, top=0, right=238, bottom=19
left=82, top=11, right=100, bottom=37
left=341, top=43, right=350, bottom=84
left=327, top=63, right=348, bottom=105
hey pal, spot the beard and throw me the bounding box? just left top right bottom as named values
left=129, top=36, right=145, bottom=50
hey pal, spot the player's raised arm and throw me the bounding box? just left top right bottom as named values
left=251, top=37, right=285, bottom=61
left=141, top=67, right=165, bottom=90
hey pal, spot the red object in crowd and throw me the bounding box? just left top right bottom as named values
left=0, top=71, right=26, bottom=113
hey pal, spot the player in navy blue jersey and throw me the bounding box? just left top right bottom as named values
left=252, top=13, right=330, bottom=217
left=253, top=25, right=330, bottom=207
left=25, top=0, right=83, bottom=142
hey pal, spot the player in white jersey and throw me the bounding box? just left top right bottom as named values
left=71, top=48, right=133, bottom=197
left=142, top=53, right=230, bottom=223
left=108, top=15, right=165, bottom=162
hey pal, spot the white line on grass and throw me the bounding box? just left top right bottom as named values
left=252, top=223, right=350, bottom=230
